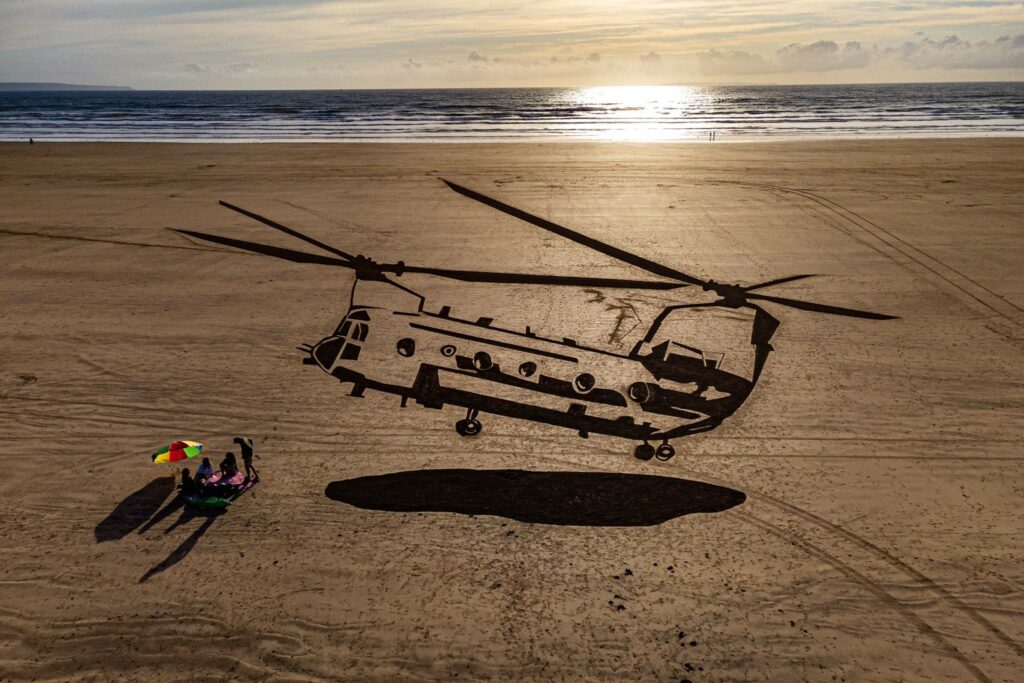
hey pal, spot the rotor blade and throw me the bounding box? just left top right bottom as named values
left=382, top=264, right=685, bottom=289
left=219, top=201, right=355, bottom=261
left=171, top=229, right=353, bottom=267
left=174, top=229, right=683, bottom=288
left=745, top=292, right=897, bottom=320
left=743, top=273, right=816, bottom=292
left=441, top=179, right=705, bottom=287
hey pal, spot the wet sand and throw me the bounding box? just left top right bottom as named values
left=1, top=140, right=1023, bottom=681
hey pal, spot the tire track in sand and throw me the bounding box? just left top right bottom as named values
left=711, top=180, right=1024, bottom=328
left=546, top=449, right=1022, bottom=681
left=733, top=511, right=991, bottom=683
left=670, top=461, right=1024, bottom=683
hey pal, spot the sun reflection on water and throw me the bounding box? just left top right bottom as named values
left=567, top=85, right=714, bottom=141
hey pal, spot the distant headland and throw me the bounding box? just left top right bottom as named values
left=0, top=82, right=133, bottom=92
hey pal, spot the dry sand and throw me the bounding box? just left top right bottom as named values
left=1, top=140, right=1022, bottom=682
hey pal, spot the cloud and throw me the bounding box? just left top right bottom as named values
left=776, top=40, right=871, bottom=72
left=886, top=34, right=1024, bottom=70
left=640, top=51, right=661, bottom=66
left=696, top=49, right=771, bottom=76
left=3, top=0, right=1022, bottom=88
left=182, top=61, right=256, bottom=75
left=550, top=52, right=602, bottom=64
left=696, top=34, right=1024, bottom=76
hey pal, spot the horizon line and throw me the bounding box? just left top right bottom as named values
left=3, top=78, right=1023, bottom=93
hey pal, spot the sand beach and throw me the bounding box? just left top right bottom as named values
left=1, top=139, right=1023, bottom=681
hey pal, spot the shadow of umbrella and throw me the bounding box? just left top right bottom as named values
left=326, top=469, right=745, bottom=526
left=95, top=476, right=176, bottom=542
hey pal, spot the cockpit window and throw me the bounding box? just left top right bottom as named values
left=336, top=314, right=370, bottom=341
left=334, top=310, right=370, bottom=360
left=349, top=322, right=368, bottom=342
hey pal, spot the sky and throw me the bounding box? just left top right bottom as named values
left=1, top=1, right=1022, bottom=89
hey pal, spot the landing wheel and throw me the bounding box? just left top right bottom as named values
left=655, top=443, right=676, bottom=461
left=456, top=418, right=482, bottom=436
left=633, top=443, right=655, bottom=461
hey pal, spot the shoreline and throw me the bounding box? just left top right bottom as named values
left=5, top=135, right=1024, bottom=149
left=4, top=132, right=1024, bottom=144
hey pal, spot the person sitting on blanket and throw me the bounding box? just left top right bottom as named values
left=219, top=452, right=239, bottom=479
left=195, top=457, right=214, bottom=484
left=179, top=468, right=199, bottom=497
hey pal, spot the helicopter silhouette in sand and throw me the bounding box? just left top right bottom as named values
left=174, top=179, right=895, bottom=462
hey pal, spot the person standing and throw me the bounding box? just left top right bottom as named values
left=235, top=436, right=259, bottom=483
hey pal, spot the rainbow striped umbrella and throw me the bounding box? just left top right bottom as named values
left=151, top=440, right=203, bottom=464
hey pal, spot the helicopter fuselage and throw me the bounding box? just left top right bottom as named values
left=307, top=302, right=757, bottom=443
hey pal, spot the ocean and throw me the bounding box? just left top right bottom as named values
left=1, top=82, right=1021, bottom=142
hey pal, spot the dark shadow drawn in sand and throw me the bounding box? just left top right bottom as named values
left=138, top=484, right=256, bottom=583
left=95, top=476, right=175, bottom=542
left=326, top=469, right=745, bottom=526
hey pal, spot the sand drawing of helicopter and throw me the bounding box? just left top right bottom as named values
left=175, top=179, right=895, bottom=462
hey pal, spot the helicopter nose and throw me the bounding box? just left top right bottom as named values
left=312, top=336, right=344, bottom=370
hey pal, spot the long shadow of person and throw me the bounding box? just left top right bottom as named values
left=95, top=476, right=175, bottom=542
left=139, top=513, right=222, bottom=583
left=137, top=492, right=186, bottom=535
left=138, top=484, right=259, bottom=582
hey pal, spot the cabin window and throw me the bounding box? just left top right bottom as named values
left=473, top=351, right=493, bottom=371
left=628, top=382, right=655, bottom=403
left=397, top=338, right=416, bottom=357
left=518, top=361, right=537, bottom=377
left=339, top=343, right=361, bottom=361
left=574, top=373, right=596, bottom=393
